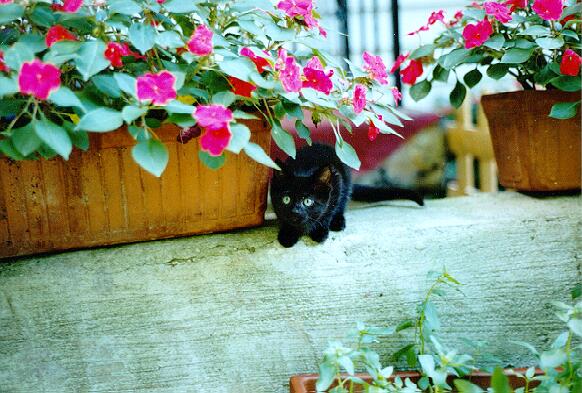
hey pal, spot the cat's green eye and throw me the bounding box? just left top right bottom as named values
left=303, top=198, right=314, bottom=207
left=282, top=196, right=291, bottom=205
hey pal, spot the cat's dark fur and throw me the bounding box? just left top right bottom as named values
left=271, top=143, right=424, bottom=248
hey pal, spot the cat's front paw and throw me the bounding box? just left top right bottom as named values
left=329, top=214, right=346, bottom=232
left=278, top=229, right=301, bottom=248
left=309, top=227, right=329, bottom=243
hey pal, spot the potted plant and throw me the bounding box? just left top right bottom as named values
left=391, top=0, right=581, bottom=192
left=0, top=0, right=405, bottom=258
left=290, top=272, right=581, bottom=393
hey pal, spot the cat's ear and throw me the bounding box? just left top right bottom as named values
left=316, top=166, right=333, bottom=186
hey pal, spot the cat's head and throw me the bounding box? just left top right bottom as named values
left=270, top=160, right=335, bottom=228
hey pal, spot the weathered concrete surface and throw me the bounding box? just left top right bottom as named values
left=0, top=193, right=580, bottom=393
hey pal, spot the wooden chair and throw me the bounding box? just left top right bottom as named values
left=446, top=97, right=498, bottom=197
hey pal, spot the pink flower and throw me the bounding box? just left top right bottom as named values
left=391, top=87, right=402, bottom=106
left=389, top=53, right=409, bottom=74
left=408, top=25, right=429, bottom=36
left=353, top=84, right=367, bottom=114
left=200, top=126, right=232, bottom=156
left=302, top=56, right=334, bottom=94
left=484, top=2, right=512, bottom=23
left=0, top=0, right=14, bottom=4
left=157, top=0, right=165, bottom=3
left=505, top=0, right=527, bottom=11
left=193, top=105, right=233, bottom=130
left=428, top=10, right=445, bottom=25
left=52, top=0, right=83, bottom=13
left=18, top=60, right=61, bottom=100
left=462, top=18, right=493, bottom=49
left=560, top=49, right=581, bottom=76
left=532, top=0, right=563, bottom=20
left=229, top=76, right=257, bottom=97
left=104, top=42, right=143, bottom=68
left=45, top=25, right=77, bottom=48
left=277, top=51, right=302, bottom=92
left=368, top=121, right=380, bottom=141
left=136, top=71, right=177, bottom=106
left=187, top=25, right=213, bottom=56
left=241, top=47, right=270, bottom=73
left=0, top=50, right=9, bottom=73
left=401, top=60, right=424, bottom=85
left=363, top=51, right=388, bottom=85
left=277, top=0, right=313, bottom=18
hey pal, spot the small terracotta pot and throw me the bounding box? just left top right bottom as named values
left=0, top=118, right=272, bottom=259
left=289, top=368, right=543, bottom=393
left=481, top=90, right=581, bottom=192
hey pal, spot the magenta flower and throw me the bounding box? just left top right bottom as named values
left=277, top=50, right=302, bottom=92
left=408, top=25, right=429, bottom=36
left=136, top=71, right=177, bottom=106
left=389, top=53, right=409, bottom=74
left=193, top=105, right=233, bottom=130
left=277, top=0, right=313, bottom=18
left=462, top=18, right=493, bottom=49
left=200, top=126, right=232, bottom=156
left=52, top=0, right=83, bottom=13
left=363, top=51, right=388, bottom=85
left=532, top=0, right=563, bottom=20
left=484, top=2, right=512, bottom=23
left=391, top=87, right=402, bottom=106
left=302, top=56, right=334, bottom=94
left=18, top=60, right=61, bottom=100
left=353, top=84, right=367, bottom=114
left=428, top=10, right=445, bottom=25
left=0, top=0, right=14, bottom=4
left=187, top=25, right=213, bottom=56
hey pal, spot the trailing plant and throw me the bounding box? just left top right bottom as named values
left=314, top=272, right=581, bottom=393
left=0, top=0, right=405, bottom=176
left=390, top=0, right=581, bottom=119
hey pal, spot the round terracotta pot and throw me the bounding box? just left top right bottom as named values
left=481, top=90, right=581, bottom=192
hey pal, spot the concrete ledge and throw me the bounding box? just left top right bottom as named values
left=0, top=193, right=580, bottom=392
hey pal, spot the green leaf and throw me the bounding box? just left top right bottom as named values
left=198, top=150, right=225, bottom=170
left=500, top=48, right=534, bottom=64
left=0, top=139, right=25, bottom=160
left=4, top=42, right=35, bottom=71
left=0, top=4, right=24, bottom=24
left=550, top=76, right=581, bottom=92
left=491, top=367, right=512, bottom=393
left=487, top=63, right=510, bottom=80
left=163, top=0, right=200, bottom=13
left=450, top=81, right=467, bottom=109
left=77, top=108, right=123, bottom=132
left=49, top=87, right=85, bottom=111
left=30, top=4, right=56, bottom=27
left=335, top=140, right=360, bottom=170
left=572, top=283, right=582, bottom=300
left=315, top=362, right=337, bottom=392
left=410, top=44, right=436, bottom=60
left=539, top=348, right=567, bottom=369
left=561, top=29, right=580, bottom=41
left=113, top=73, right=137, bottom=97
left=464, top=69, right=483, bottom=88
left=108, top=0, right=142, bottom=15
left=519, top=25, right=551, bottom=37
left=338, top=356, right=355, bottom=375
left=454, top=379, right=484, bottom=393
left=442, top=48, right=471, bottom=69
left=128, top=24, right=156, bottom=55
left=226, top=123, right=251, bottom=154
left=432, top=64, right=450, bottom=82
left=510, top=341, right=539, bottom=355
left=122, top=105, right=147, bottom=123
left=218, top=58, right=256, bottom=82
left=484, top=34, right=505, bottom=50
left=12, top=123, right=41, bottom=156
left=33, top=119, right=73, bottom=160
left=165, top=100, right=195, bottom=114
left=409, top=80, right=432, bottom=102
left=75, top=41, right=110, bottom=81
left=233, top=111, right=259, bottom=120
left=549, top=101, right=580, bottom=119
left=92, top=75, right=122, bottom=98
left=18, top=34, right=47, bottom=54
left=418, top=354, right=436, bottom=376
left=272, top=123, right=296, bottom=158
left=551, top=331, right=569, bottom=349
left=132, top=139, right=169, bottom=177
left=568, top=319, right=582, bottom=337
left=295, top=120, right=312, bottom=144
left=43, top=41, right=81, bottom=65
left=535, top=36, right=564, bottom=50
left=243, top=142, right=280, bottom=170
left=155, top=31, right=184, bottom=49
left=0, top=77, right=17, bottom=97
left=212, top=91, right=236, bottom=107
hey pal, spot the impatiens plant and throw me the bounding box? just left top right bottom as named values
left=0, top=0, right=406, bottom=176
left=391, top=0, right=581, bottom=119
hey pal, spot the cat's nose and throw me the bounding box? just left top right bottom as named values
left=291, top=207, right=302, bottom=215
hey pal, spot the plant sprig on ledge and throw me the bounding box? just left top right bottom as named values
left=390, top=0, right=581, bottom=119
left=0, top=0, right=405, bottom=176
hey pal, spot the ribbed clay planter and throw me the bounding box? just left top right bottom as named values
left=289, top=369, right=543, bottom=393
left=481, top=90, right=581, bottom=192
left=0, top=118, right=271, bottom=259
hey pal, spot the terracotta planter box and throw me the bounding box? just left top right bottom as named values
left=290, top=369, right=542, bottom=393
left=481, top=90, right=581, bottom=192
left=0, top=119, right=271, bottom=259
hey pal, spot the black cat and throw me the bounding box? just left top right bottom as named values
left=271, top=143, right=424, bottom=248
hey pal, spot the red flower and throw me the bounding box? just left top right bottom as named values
left=104, top=42, right=142, bottom=68
left=45, top=25, right=77, bottom=48
left=368, top=121, right=380, bottom=141
left=194, top=104, right=234, bottom=156
left=401, top=60, right=424, bottom=85
left=136, top=71, right=177, bottom=106
left=228, top=76, right=257, bottom=98
left=52, top=0, right=83, bottom=13
left=200, top=126, right=232, bottom=157
left=428, top=10, right=445, bottom=25
left=0, top=50, right=8, bottom=73
left=241, top=47, right=270, bottom=73
left=560, top=49, right=582, bottom=76
left=532, top=0, right=564, bottom=21
left=505, top=0, right=527, bottom=11
left=462, top=18, right=493, bottom=49
left=18, top=59, right=61, bottom=100
left=302, top=56, right=333, bottom=95
left=389, top=53, right=409, bottom=74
